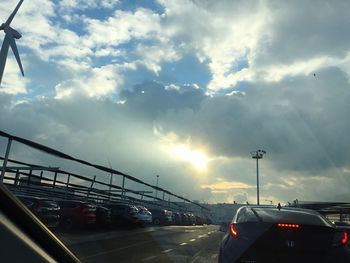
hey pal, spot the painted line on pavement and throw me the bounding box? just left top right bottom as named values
left=190, top=239, right=196, bottom=242
left=81, top=240, right=154, bottom=260
left=162, top=249, right=173, bottom=253
left=180, top=242, right=187, bottom=246
left=142, top=255, right=157, bottom=262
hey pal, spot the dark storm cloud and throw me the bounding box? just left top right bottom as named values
left=256, top=0, right=350, bottom=65
left=120, top=81, right=206, bottom=118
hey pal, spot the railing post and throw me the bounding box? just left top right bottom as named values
left=109, top=172, right=113, bottom=200
left=27, top=168, right=32, bottom=186
left=52, top=171, right=57, bottom=188
left=65, top=174, right=71, bottom=199
left=0, top=138, right=13, bottom=183
left=39, top=171, right=43, bottom=184
left=87, top=176, right=96, bottom=199
left=14, top=169, right=20, bottom=186
left=121, top=176, right=125, bottom=200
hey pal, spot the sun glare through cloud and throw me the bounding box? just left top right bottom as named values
left=168, top=144, right=208, bottom=171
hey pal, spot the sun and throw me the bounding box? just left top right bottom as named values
left=168, top=145, right=208, bottom=171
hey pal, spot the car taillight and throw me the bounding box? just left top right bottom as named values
left=277, top=223, right=300, bottom=228
left=341, top=232, right=348, bottom=245
left=332, top=231, right=348, bottom=246
left=229, top=223, right=238, bottom=237
left=342, top=232, right=348, bottom=245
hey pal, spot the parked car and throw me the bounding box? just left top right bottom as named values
left=135, top=205, right=152, bottom=225
left=107, top=203, right=139, bottom=226
left=203, top=217, right=212, bottom=225
left=56, top=200, right=96, bottom=230
left=195, top=215, right=204, bottom=225
left=95, top=205, right=111, bottom=227
left=16, top=195, right=60, bottom=228
left=173, top=212, right=182, bottom=225
left=219, top=206, right=350, bottom=263
left=149, top=208, right=173, bottom=225
left=187, top=213, right=196, bottom=225
left=180, top=212, right=190, bottom=225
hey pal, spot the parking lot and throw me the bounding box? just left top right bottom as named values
left=56, top=225, right=222, bottom=263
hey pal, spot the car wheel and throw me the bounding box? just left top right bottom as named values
left=153, top=218, right=161, bottom=225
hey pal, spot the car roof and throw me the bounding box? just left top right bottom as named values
left=234, top=206, right=332, bottom=227
left=56, top=200, right=89, bottom=204
left=16, top=195, right=53, bottom=201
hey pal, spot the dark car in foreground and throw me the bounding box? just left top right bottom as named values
left=16, top=195, right=60, bottom=228
left=107, top=203, right=139, bottom=226
left=219, top=206, right=350, bottom=263
left=57, top=200, right=96, bottom=230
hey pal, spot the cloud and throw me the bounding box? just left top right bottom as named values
left=2, top=1, right=350, bottom=204
left=55, top=65, right=123, bottom=99
left=0, top=58, right=30, bottom=94
left=59, top=0, right=120, bottom=10
left=83, top=8, right=162, bottom=48
left=201, top=181, right=253, bottom=190
left=2, top=71, right=350, bottom=203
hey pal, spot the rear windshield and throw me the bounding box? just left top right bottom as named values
left=238, top=208, right=332, bottom=227
left=41, top=200, right=59, bottom=208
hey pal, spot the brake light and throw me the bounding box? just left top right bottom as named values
left=332, top=230, right=349, bottom=246
left=230, top=223, right=238, bottom=237
left=277, top=223, right=300, bottom=228
left=341, top=232, right=348, bottom=245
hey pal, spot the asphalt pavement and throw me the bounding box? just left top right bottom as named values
left=56, top=225, right=222, bottom=263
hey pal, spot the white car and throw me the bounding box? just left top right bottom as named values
left=135, top=206, right=152, bottom=224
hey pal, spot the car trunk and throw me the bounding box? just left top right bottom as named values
left=239, top=223, right=335, bottom=262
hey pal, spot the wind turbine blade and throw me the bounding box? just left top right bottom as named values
left=8, top=35, right=24, bottom=76
left=0, top=35, right=10, bottom=86
left=6, top=0, right=24, bottom=26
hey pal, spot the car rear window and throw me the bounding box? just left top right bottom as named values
left=41, top=200, right=59, bottom=208
left=58, top=202, right=78, bottom=209
left=18, top=198, right=35, bottom=208
left=242, top=208, right=333, bottom=226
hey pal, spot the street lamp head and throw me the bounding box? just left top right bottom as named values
left=251, top=149, right=266, bottom=159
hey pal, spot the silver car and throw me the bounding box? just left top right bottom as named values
left=135, top=205, right=152, bottom=224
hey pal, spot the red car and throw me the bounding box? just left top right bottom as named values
left=56, top=200, right=96, bottom=230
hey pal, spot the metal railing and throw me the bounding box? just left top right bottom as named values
left=0, top=130, right=210, bottom=216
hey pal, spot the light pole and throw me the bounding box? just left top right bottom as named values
left=250, top=149, right=266, bottom=205
left=155, top=175, right=160, bottom=199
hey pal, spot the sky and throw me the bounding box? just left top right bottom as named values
left=1, top=0, right=350, bottom=204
